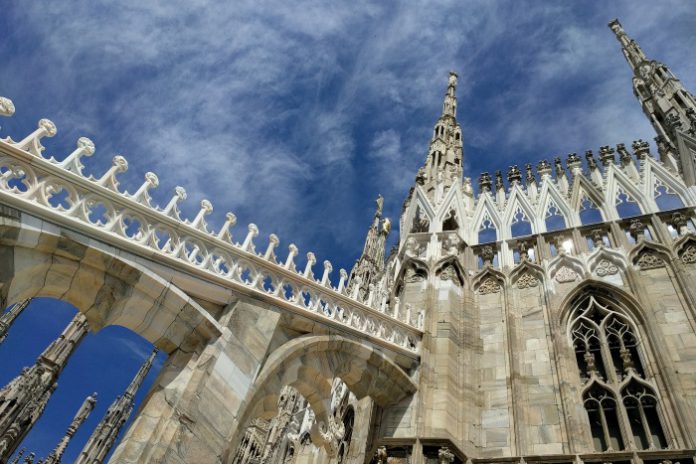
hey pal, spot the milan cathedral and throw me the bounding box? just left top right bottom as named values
left=0, top=16, right=696, bottom=464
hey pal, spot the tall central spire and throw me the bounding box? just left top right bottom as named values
left=415, top=72, right=464, bottom=202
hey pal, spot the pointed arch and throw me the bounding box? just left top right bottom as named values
left=570, top=174, right=606, bottom=225
left=401, top=186, right=436, bottom=238
left=560, top=286, right=671, bottom=451
left=472, top=192, right=502, bottom=244
left=472, top=266, right=506, bottom=295
left=674, top=233, right=696, bottom=264
left=509, top=259, right=545, bottom=289
left=628, top=241, right=672, bottom=270
left=547, top=253, right=588, bottom=284
left=502, top=185, right=537, bottom=239
left=537, top=178, right=576, bottom=230
left=436, top=183, right=466, bottom=233
left=433, top=256, right=466, bottom=288
left=605, top=165, right=652, bottom=218
left=641, top=156, right=694, bottom=212
left=587, top=246, right=628, bottom=283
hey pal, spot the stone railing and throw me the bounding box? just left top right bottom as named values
left=0, top=108, right=422, bottom=356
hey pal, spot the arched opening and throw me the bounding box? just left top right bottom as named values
left=565, top=292, right=669, bottom=452
left=0, top=297, right=164, bottom=463
left=510, top=207, right=533, bottom=238
left=442, top=209, right=458, bottom=231
left=579, top=196, right=603, bottom=225
left=227, top=336, right=417, bottom=464
left=615, top=189, right=642, bottom=218
left=654, top=182, right=684, bottom=211
left=545, top=200, right=567, bottom=231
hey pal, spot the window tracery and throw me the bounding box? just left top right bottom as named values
left=654, top=179, right=684, bottom=211
left=579, top=194, right=603, bottom=225
left=569, top=296, right=668, bottom=451
left=478, top=211, right=497, bottom=243
left=545, top=199, right=566, bottom=231
left=510, top=206, right=532, bottom=237
left=615, top=187, right=642, bottom=218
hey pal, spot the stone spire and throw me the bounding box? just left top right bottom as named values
left=609, top=19, right=696, bottom=148
left=347, top=195, right=391, bottom=301
left=0, top=299, right=31, bottom=344
left=75, top=349, right=157, bottom=464
left=43, top=393, right=97, bottom=464
left=0, top=313, right=89, bottom=462
left=417, top=72, right=464, bottom=201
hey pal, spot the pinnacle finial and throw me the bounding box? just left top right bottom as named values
left=442, top=71, right=458, bottom=118
left=375, top=194, right=384, bottom=218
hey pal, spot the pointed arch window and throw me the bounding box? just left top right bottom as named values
left=545, top=199, right=567, bottom=231
left=510, top=206, right=532, bottom=237
left=478, top=212, right=497, bottom=243
left=411, top=206, right=430, bottom=233
left=579, top=195, right=603, bottom=225
left=443, top=209, right=459, bottom=231
left=568, top=295, right=668, bottom=451
left=615, top=187, right=642, bottom=218
left=653, top=179, right=684, bottom=211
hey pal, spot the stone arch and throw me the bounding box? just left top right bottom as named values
left=643, top=157, right=694, bottom=210
left=537, top=179, right=576, bottom=229
left=509, top=259, right=545, bottom=290
left=472, top=266, right=506, bottom=295
left=628, top=241, right=672, bottom=270
left=605, top=165, right=652, bottom=218
left=547, top=253, right=587, bottom=284
left=558, top=281, right=649, bottom=329
left=674, top=234, right=696, bottom=264
left=0, top=219, right=219, bottom=353
left=557, top=284, right=684, bottom=450
left=587, top=246, right=628, bottom=284
left=227, top=335, right=417, bottom=458
left=472, top=193, right=502, bottom=244
left=502, top=185, right=538, bottom=239
left=433, top=256, right=466, bottom=288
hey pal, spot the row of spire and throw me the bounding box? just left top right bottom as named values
left=0, top=302, right=157, bottom=464
left=350, top=18, right=696, bottom=297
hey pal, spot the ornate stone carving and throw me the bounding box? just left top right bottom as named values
left=555, top=266, right=578, bottom=283
left=478, top=277, right=501, bottom=295
left=438, top=446, right=455, bottom=463
left=404, top=267, right=425, bottom=283
left=516, top=272, right=539, bottom=289
left=681, top=244, right=696, bottom=264
left=480, top=245, right=495, bottom=265
left=636, top=251, right=665, bottom=270
left=375, top=446, right=388, bottom=464
left=595, top=259, right=619, bottom=277
left=0, top=97, right=15, bottom=117
left=439, top=264, right=461, bottom=286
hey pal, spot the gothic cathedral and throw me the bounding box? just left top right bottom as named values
left=233, top=18, right=696, bottom=464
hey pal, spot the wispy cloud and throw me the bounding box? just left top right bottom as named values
left=1, top=1, right=694, bottom=271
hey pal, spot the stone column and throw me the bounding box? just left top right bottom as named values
left=108, top=300, right=287, bottom=464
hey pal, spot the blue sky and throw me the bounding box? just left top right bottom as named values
left=1, top=1, right=695, bottom=460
